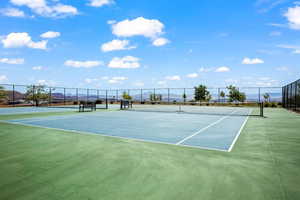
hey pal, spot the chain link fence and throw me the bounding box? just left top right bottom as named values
left=282, top=79, right=300, bottom=112
left=0, top=84, right=282, bottom=107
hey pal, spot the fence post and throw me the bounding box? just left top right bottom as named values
left=183, top=88, right=186, bottom=104
left=105, top=90, right=108, bottom=109
left=33, top=85, right=36, bottom=106
left=140, top=89, right=143, bottom=102
left=87, top=89, right=89, bottom=102
left=76, top=88, right=78, bottom=103
left=258, top=87, right=261, bottom=103
left=63, top=88, right=66, bottom=105
left=49, top=87, right=52, bottom=106
left=168, top=88, right=170, bottom=103
left=116, top=90, right=118, bottom=101
left=218, top=88, right=220, bottom=103
left=12, top=84, right=15, bottom=106
left=295, top=82, right=297, bottom=111
left=97, top=89, right=99, bottom=100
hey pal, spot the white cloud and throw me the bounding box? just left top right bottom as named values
left=101, top=39, right=136, bottom=52
left=215, top=66, right=230, bottom=72
left=165, top=75, right=181, bottom=81
left=255, top=78, right=278, bottom=87
left=27, top=40, right=47, bottom=49
left=269, top=31, right=281, bottom=36
left=242, top=57, right=264, bottom=64
left=284, top=5, right=300, bottom=30
left=294, top=49, right=300, bottom=54
left=267, top=23, right=286, bottom=28
left=107, top=20, right=116, bottom=24
left=276, top=66, right=288, bottom=71
left=40, top=31, right=60, bottom=38
left=259, top=77, right=271, bottom=81
left=152, top=37, right=169, bottom=46
left=32, top=66, right=43, bottom=70
left=186, top=73, right=198, bottom=78
left=133, top=81, right=144, bottom=87
left=88, top=0, right=114, bottom=7
left=0, top=75, right=8, bottom=82
left=64, top=60, right=103, bottom=68
left=277, top=44, right=300, bottom=54
left=101, top=76, right=109, bottom=80
left=108, top=76, right=128, bottom=84
left=2, top=32, right=47, bottom=50
left=225, top=78, right=238, bottom=84
left=0, top=58, right=24, bottom=64
left=199, top=67, right=212, bottom=72
left=85, top=78, right=98, bottom=83
left=36, top=79, right=56, bottom=86
left=52, top=4, right=78, bottom=16
left=112, top=17, right=165, bottom=39
left=10, top=0, right=78, bottom=18
left=0, top=8, right=25, bottom=17
left=157, top=80, right=167, bottom=85
left=108, top=56, right=140, bottom=69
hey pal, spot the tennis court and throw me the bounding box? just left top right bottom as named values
left=4, top=105, right=253, bottom=151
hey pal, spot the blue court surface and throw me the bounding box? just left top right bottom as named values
left=5, top=109, right=251, bottom=151
left=0, top=104, right=120, bottom=115
left=0, top=106, right=75, bottom=115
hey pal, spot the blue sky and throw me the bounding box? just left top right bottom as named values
left=0, top=0, right=299, bottom=89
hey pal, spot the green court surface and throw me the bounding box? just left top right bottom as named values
left=0, top=108, right=299, bottom=200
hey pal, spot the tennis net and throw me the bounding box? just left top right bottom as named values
left=120, top=101, right=264, bottom=117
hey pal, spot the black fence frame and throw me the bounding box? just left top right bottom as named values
left=282, top=79, right=300, bottom=112
left=0, top=84, right=282, bottom=107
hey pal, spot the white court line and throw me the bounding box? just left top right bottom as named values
left=0, top=120, right=228, bottom=152
left=227, top=109, right=252, bottom=152
left=8, top=110, right=115, bottom=123
left=175, top=110, right=238, bottom=145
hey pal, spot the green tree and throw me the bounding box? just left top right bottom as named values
left=194, top=85, right=210, bottom=102
left=150, top=94, right=162, bottom=102
left=25, top=85, right=50, bottom=106
left=226, top=85, right=246, bottom=102
left=122, top=92, right=132, bottom=100
left=0, top=86, right=7, bottom=103
left=220, top=91, right=225, bottom=102
left=263, top=93, right=270, bottom=102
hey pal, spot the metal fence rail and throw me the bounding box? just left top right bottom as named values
left=282, top=79, right=300, bottom=112
left=0, top=83, right=282, bottom=107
